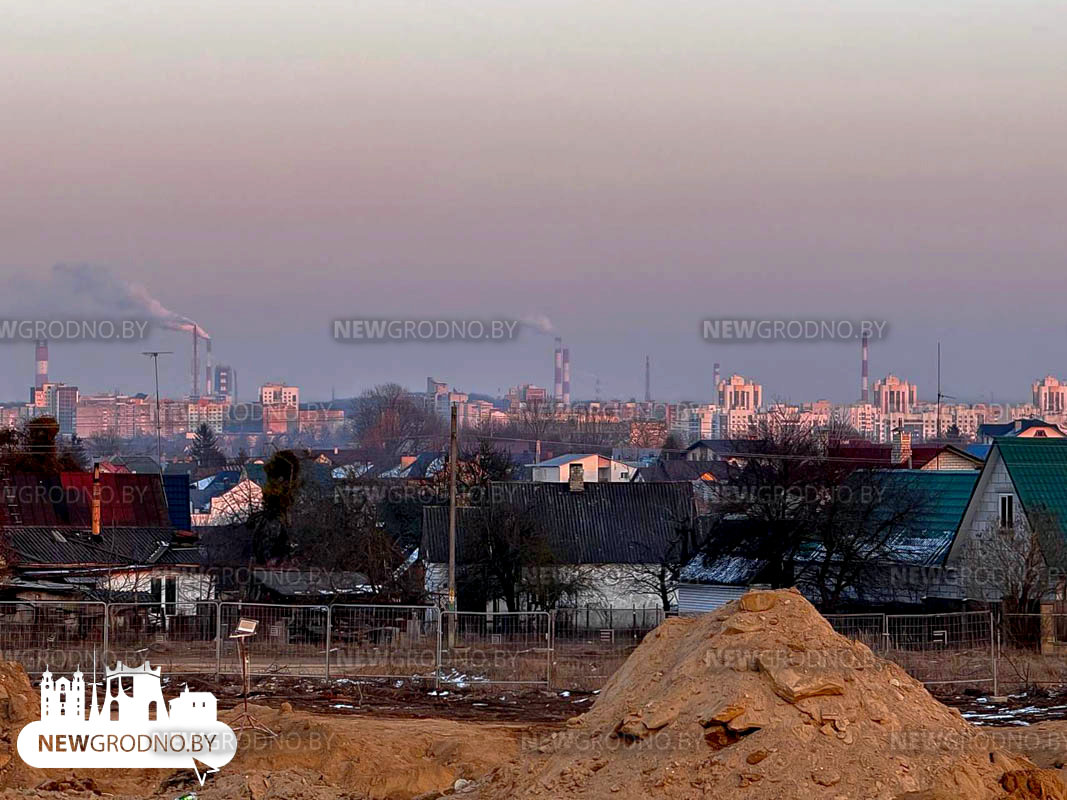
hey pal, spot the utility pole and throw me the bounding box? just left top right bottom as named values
left=448, top=402, right=458, bottom=647
left=142, top=351, right=172, bottom=474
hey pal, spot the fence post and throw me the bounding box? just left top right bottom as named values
left=215, top=602, right=222, bottom=680
left=881, top=613, right=889, bottom=652
left=325, top=605, right=332, bottom=680
left=102, top=603, right=109, bottom=666
left=990, top=611, right=999, bottom=697
left=547, top=611, right=555, bottom=689
left=434, top=609, right=443, bottom=690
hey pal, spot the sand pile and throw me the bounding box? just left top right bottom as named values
left=477, top=589, right=1067, bottom=800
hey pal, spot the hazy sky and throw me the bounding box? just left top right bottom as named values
left=1, top=1, right=1064, bottom=403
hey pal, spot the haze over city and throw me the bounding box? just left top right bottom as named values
left=2, top=0, right=1065, bottom=403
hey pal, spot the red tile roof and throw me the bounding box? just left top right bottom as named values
left=0, top=472, right=170, bottom=528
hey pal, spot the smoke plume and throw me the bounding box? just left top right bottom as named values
left=53, top=264, right=210, bottom=338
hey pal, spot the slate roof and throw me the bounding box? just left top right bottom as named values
left=0, top=473, right=170, bottom=527
left=251, top=568, right=371, bottom=597
left=3, top=526, right=202, bottom=567
left=422, top=481, right=696, bottom=565
left=634, top=460, right=729, bottom=483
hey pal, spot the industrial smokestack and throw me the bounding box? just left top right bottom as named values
left=35, top=339, right=48, bottom=390
left=553, top=337, right=563, bottom=403
left=191, top=328, right=199, bottom=399
left=205, top=338, right=214, bottom=396
left=645, top=355, right=651, bottom=403
left=562, top=347, right=571, bottom=406
left=861, top=334, right=869, bottom=403
left=713, top=362, right=720, bottom=398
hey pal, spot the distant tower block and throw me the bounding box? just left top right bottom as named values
left=645, top=355, right=651, bottom=403
left=562, top=347, right=571, bottom=406
left=861, top=334, right=870, bottom=403
left=35, top=339, right=48, bottom=389
left=713, top=362, right=720, bottom=397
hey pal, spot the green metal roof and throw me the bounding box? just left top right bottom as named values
left=995, top=437, right=1067, bottom=568
left=875, top=470, right=978, bottom=537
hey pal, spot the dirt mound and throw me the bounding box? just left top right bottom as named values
left=0, top=660, right=46, bottom=790
left=476, top=589, right=1067, bottom=800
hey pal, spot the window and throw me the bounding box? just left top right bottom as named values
left=999, top=494, right=1014, bottom=529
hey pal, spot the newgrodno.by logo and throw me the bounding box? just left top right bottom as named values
left=17, top=661, right=237, bottom=785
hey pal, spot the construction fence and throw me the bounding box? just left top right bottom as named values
left=825, top=610, right=1000, bottom=693
left=0, top=600, right=662, bottom=690
left=11, top=601, right=1064, bottom=694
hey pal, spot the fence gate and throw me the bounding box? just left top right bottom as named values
left=439, top=611, right=551, bottom=686
left=219, top=602, right=329, bottom=678
left=0, top=601, right=106, bottom=675
left=328, top=604, right=438, bottom=680
left=106, top=601, right=220, bottom=675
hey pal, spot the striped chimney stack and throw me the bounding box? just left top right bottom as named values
left=861, top=334, right=869, bottom=403
left=553, top=337, right=563, bottom=403
left=562, top=347, right=571, bottom=406
left=34, top=340, right=48, bottom=390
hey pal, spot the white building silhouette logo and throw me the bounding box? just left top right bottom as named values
left=17, top=661, right=237, bottom=784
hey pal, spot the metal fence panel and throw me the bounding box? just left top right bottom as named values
left=0, top=601, right=107, bottom=675
left=824, top=613, right=887, bottom=652
left=885, top=611, right=994, bottom=687
left=439, top=611, right=551, bottom=686
left=551, top=607, right=664, bottom=690
left=107, top=601, right=220, bottom=675
left=219, top=603, right=329, bottom=678
left=328, top=605, right=438, bottom=680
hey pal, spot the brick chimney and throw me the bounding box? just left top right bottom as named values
left=568, top=463, right=584, bottom=492
left=891, top=429, right=912, bottom=467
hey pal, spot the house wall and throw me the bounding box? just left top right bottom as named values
left=921, top=451, right=981, bottom=471
left=101, top=569, right=214, bottom=613
left=424, top=562, right=674, bottom=611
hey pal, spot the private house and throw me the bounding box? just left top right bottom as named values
left=944, top=439, right=1067, bottom=635
left=527, top=454, right=633, bottom=483
left=676, top=470, right=980, bottom=614
left=976, top=419, right=1065, bottom=444
left=421, top=479, right=697, bottom=612
left=0, top=470, right=209, bottom=608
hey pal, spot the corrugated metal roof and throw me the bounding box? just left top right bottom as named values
left=422, top=481, right=696, bottom=565
left=0, top=473, right=170, bottom=527
left=996, top=438, right=1067, bottom=568
left=4, top=526, right=200, bottom=567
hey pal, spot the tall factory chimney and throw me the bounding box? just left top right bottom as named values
left=861, top=333, right=869, bottom=403
left=713, top=362, right=720, bottom=399
left=205, top=338, right=214, bottom=396
left=191, top=328, right=199, bottom=400
left=562, top=347, right=571, bottom=406
left=35, top=339, right=48, bottom=390
left=644, top=355, right=651, bottom=403
left=553, top=337, right=563, bottom=403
